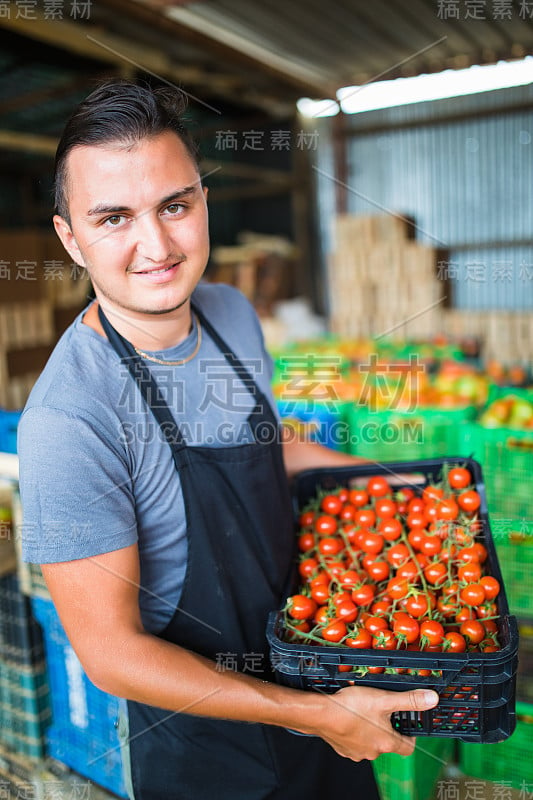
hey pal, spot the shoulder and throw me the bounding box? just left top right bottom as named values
left=192, top=282, right=258, bottom=321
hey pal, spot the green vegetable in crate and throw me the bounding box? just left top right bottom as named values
left=285, top=466, right=502, bottom=656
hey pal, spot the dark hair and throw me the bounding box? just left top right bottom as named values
left=54, top=79, right=200, bottom=222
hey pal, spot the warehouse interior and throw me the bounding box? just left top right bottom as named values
left=0, top=0, right=532, bottom=797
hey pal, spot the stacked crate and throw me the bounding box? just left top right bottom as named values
left=0, top=229, right=91, bottom=410
left=328, top=214, right=446, bottom=341
left=0, top=481, right=51, bottom=760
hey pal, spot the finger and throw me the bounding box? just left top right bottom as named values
left=381, top=689, right=439, bottom=714
left=389, top=730, right=417, bottom=757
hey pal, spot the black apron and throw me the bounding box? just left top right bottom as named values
left=98, top=304, right=380, bottom=800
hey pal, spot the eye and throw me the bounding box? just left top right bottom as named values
left=105, top=215, right=124, bottom=227
left=165, top=203, right=185, bottom=215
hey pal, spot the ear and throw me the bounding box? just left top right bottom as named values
left=203, top=185, right=209, bottom=201
left=53, top=215, right=87, bottom=268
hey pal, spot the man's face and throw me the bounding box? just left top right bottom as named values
left=54, top=131, right=209, bottom=320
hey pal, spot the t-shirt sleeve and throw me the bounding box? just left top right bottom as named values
left=18, top=405, right=138, bottom=564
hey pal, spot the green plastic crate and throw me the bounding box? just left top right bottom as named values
left=459, top=702, right=533, bottom=792
left=346, top=405, right=477, bottom=462
left=374, top=737, right=455, bottom=800
left=489, top=520, right=533, bottom=617
left=460, top=424, right=533, bottom=520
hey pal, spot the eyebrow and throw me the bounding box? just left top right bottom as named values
left=85, top=185, right=198, bottom=218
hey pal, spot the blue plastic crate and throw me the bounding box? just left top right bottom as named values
left=0, top=410, right=22, bottom=454
left=31, top=596, right=128, bottom=798
left=0, top=657, right=51, bottom=759
left=276, top=398, right=348, bottom=451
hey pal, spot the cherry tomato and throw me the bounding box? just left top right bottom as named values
left=406, top=511, right=427, bottom=530
left=423, top=504, right=439, bottom=525
left=444, top=631, right=467, bottom=652
left=393, top=613, right=420, bottom=644
left=364, top=615, right=389, bottom=635
left=298, top=532, right=315, bottom=552
left=351, top=584, right=376, bottom=607
left=366, top=476, right=391, bottom=497
left=408, top=497, right=425, bottom=514
left=321, top=620, right=347, bottom=643
left=314, top=515, right=337, bottom=536
left=349, top=488, right=369, bottom=507
left=359, top=531, right=384, bottom=555
left=375, top=498, right=398, bottom=518
left=345, top=628, right=373, bottom=649
left=455, top=606, right=476, bottom=623
left=331, top=591, right=351, bottom=607
left=287, top=594, right=317, bottom=620
left=298, top=557, right=319, bottom=579
left=476, top=602, right=498, bottom=619
left=456, top=546, right=480, bottom=564
left=371, top=599, right=392, bottom=616
left=396, top=560, right=421, bottom=582
left=318, top=536, right=344, bottom=557
left=457, top=562, right=482, bottom=583
left=459, top=619, right=485, bottom=645
left=480, top=575, right=500, bottom=600
left=404, top=593, right=431, bottom=619
left=448, top=467, right=471, bottom=490
left=418, top=534, right=443, bottom=556
left=339, top=503, right=357, bottom=521
left=407, top=529, right=425, bottom=550
left=386, top=576, right=410, bottom=600
left=325, top=559, right=347, bottom=580
left=339, top=570, right=363, bottom=589
left=437, top=597, right=459, bottom=619
left=355, top=508, right=377, bottom=529
left=372, top=629, right=397, bottom=650
left=378, top=518, right=402, bottom=541
left=386, top=543, right=410, bottom=567
left=310, top=582, right=330, bottom=605
left=299, top=510, right=315, bottom=528
left=472, top=542, right=488, bottom=563
left=320, top=493, right=343, bottom=516
left=423, top=562, right=447, bottom=586
left=437, top=498, right=459, bottom=521
left=365, top=560, right=390, bottom=582
left=336, top=600, right=358, bottom=623
left=314, top=605, right=333, bottom=625
left=423, top=486, right=444, bottom=504
left=338, top=488, right=349, bottom=503
left=420, top=619, right=444, bottom=647
left=457, top=490, right=481, bottom=513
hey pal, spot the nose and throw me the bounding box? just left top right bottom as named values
left=135, top=212, right=172, bottom=263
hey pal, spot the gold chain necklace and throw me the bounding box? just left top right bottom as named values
left=133, top=314, right=202, bottom=366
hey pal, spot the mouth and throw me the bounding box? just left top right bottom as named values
left=132, top=262, right=180, bottom=275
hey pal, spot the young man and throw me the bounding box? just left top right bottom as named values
left=18, top=81, right=438, bottom=799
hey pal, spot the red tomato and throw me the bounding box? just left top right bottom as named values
left=407, top=529, right=425, bottom=550
left=339, top=570, right=363, bottom=589
left=393, top=613, right=420, bottom=644
left=364, top=615, right=389, bottom=635
left=437, top=498, right=459, bottom=521
left=321, top=620, right=347, bottom=643
left=406, top=511, right=427, bottom=530
left=420, top=619, right=444, bottom=647
left=457, top=562, right=482, bottom=583
left=287, top=594, right=317, bottom=620
left=372, top=629, right=397, bottom=650
left=338, top=488, right=349, bottom=503
left=339, top=503, right=357, bottom=521
left=325, top=559, right=347, bottom=579
left=320, top=493, right=343, bottom=516
left=418, top=534, right=442, bottom=556
left=310, top=582, right=330, bottom=605
left=365, top=559, right=390, bottom=582
left=456, top=546, right=480, bottom=564
left=298, top=557, right=319, bottom=579
left=375, top=498, right=398, bottom=519
left=314, top=515, right=337, bottom=536
left=349, top=488, right=369, bottom=507
left=386, top=543, right=410, bottom=567
left=336, top=600, right=358, bottom=623
left=299, top=510, right=315, bottom=528
left=480, top=575, right=500, bottom=600
left=455, top=606, right=476, bottom=623
left=459, top=619, right=486, bottom=645
left=423, top=486, right=444, bottom=504
left=378, top=518, right=402, bottom=541
left=298, top=532, right=315, bottom=552
left=448, top=467, right=471, bottom=490
left=314, top=605, right=333, bottom=625
left=371, top=599, right=392, bottom=616
left=404, top=593, right=431, bottom=619
left=457, top=490, right=481, bottom=513
left=386, top=576, right=410, bottom=600
left=396, top=560, right=421, bottom=582
left=444, top=631, right=467, bottom=652
left=359, top=531, right=384, bottom=555
left=345, top=629, right=373, bottom=649
left=318, top=536, right=344, bottom=557
left=366, top=476, right=391, bottom=497
left=408, top=497, right=425, bottom=514
left=423, top=562, right=447, bottom=586
left=331, top=591, right=351, bottom=607
left=472, top=542, right=488, bottom=563
left=355, top=508, right=377, bottom=528
left=351, top=584, right=376, bottom=607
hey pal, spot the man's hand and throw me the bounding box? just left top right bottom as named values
left=302, top=686, right=439, bottom=762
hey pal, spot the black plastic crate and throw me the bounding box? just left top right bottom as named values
left=0, top=573, right=44, bottom=665
left=267, top=457, right=518, bottom=743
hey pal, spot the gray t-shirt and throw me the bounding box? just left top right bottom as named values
left=18, top=283, right=278, bottom=633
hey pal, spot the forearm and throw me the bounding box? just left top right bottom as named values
left=91, top=628, right=320, bottom=733
left=282, top=437, right=373, bottom=479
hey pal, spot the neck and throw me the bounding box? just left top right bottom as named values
left=83, top=299, right=194, bottom=350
